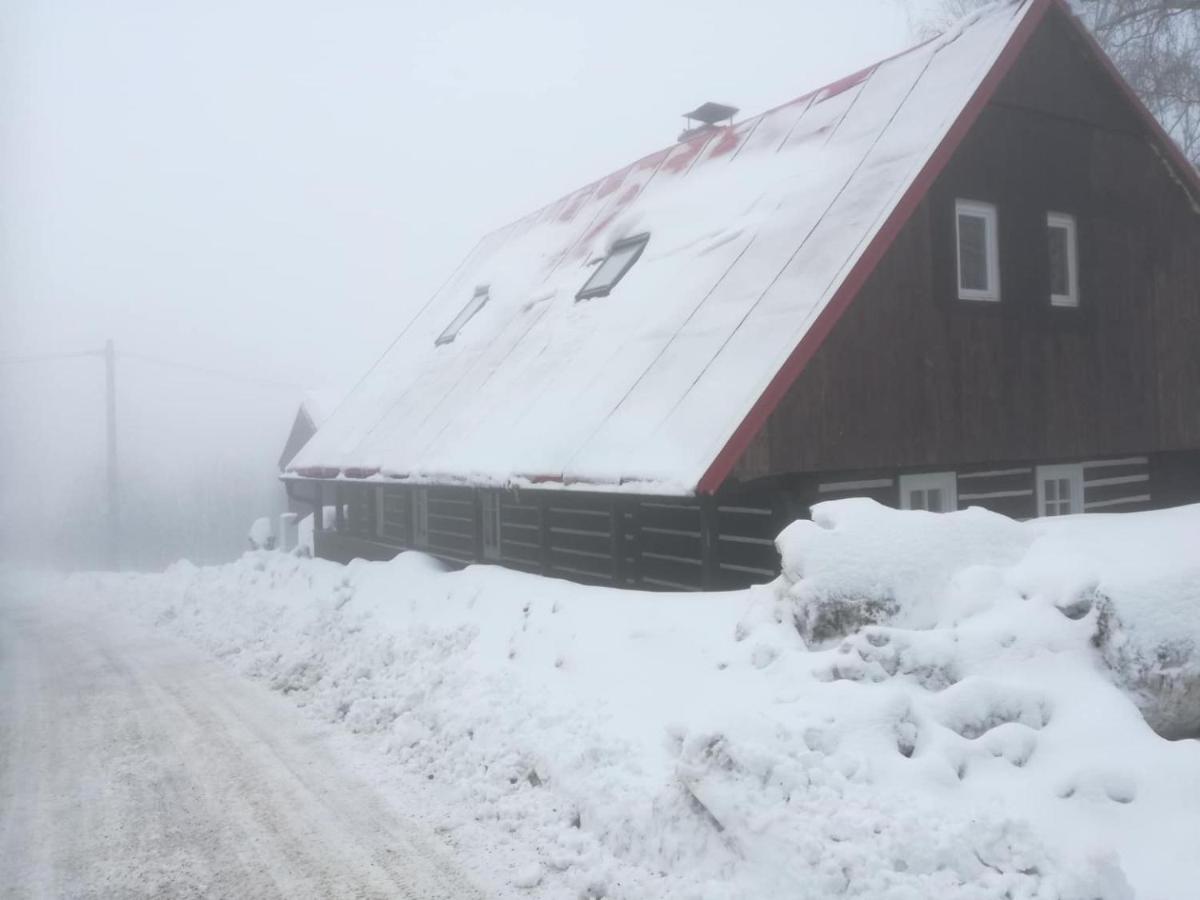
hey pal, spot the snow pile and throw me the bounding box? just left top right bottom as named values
left=247, top=516, right=275, bottom=550
left=46, top=501, right=1200, bottom=899
left=779, top=500, right=1200, bottom=739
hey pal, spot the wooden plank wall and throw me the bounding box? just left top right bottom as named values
left=711, top=499, right=780, bottom=590
left=424, top=487, right=477, bottom=564
left=329, top=483, right=785, bottom=590
left=1080, top=457, right=1152, bottom=512
left=803, top=455, right=1157, bottom=519
left=497, top=491, right=542, bottom=574
left=543, top=494, right=618, bottom=586
left=316, top=449, right=1195, bottom=587
left=379, top=487, right=409, bottom=544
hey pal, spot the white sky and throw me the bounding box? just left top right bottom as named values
left=0, top=0, right=921, bottom=566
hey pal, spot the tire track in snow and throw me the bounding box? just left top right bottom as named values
left=0, top=592, right=484, bottom=900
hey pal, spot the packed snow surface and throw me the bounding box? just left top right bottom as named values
left=0, top=588, right=482, bottom=899
left=15, top=501, right=1200, bottom=899
left=290, top=1, right=1036, bottom=491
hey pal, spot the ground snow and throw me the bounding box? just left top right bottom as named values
left=48, top=501, right=1200, bottom=899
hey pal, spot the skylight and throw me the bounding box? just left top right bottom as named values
left=435, top=285, right=489, bottom=346
left=576, top=234, right=649, bottom=301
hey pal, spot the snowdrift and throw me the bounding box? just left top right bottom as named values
left=44, top=501, right=1200, bottom=899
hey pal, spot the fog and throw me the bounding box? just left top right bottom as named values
left=1, top=0, right=914, bottom=571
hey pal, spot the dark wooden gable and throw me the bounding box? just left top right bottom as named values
left=731, top=4, right=1200, bottom=482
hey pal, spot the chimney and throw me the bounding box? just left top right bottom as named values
left=679, top=101, right=738, bottom=142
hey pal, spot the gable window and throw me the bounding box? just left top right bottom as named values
left=955, top=200, right=999, bottom=301
left=481, top=492, right=501, bottom=560
left=436, top=285, right=489, bottom=346
left=576, top=233, right=649, bottom=301
left=1047, top=212, right=1079, bottom=307
left=1036, top=464, right=1082, bottom=517
left=899, top=472, right=958, bottom=512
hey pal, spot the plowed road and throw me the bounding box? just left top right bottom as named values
left=0, top=594, right=483, bottom=899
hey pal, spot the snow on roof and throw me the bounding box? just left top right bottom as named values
left=300, top=388, right=343, bottom=428
left=290, top=1, right=1040, bottom=493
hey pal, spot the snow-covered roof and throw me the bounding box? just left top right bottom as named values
left=287, top=0, right=1055, bottom=493
left=300, top=388, right=343, bottom=429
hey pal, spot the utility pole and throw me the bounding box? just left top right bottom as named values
left=105, top=339, right=120, bottom=569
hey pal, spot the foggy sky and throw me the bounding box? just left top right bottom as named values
left=1, top=0, right=918, bottom=568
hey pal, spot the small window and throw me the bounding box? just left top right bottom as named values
left=481, top=492, right=501, bottom=560
left=576, top=233, right=649, bottom=301
left=1047, top=212, right=1079, bottom=307
left=436, top=286, right=489, bottom=346
left=899, top=472, right=958, bottom=512
left=1036, top=464, right=1082, bottom=517
left=955, top=200, right=1000, bottom=301
left=411, top=487, right=429, bottom=546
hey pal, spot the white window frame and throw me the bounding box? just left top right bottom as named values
left=955, top=199, right=1000, bottom=302
left=435, top=285, right=489, bottom=346
left=1036, top=464, right=1083, bottom=517
left=899, top=472, right=958, bottom=512
left=1046, top=212, right=1079, bottom=307
left=481, top=492, right=501, bottom=560
left=576, top=233, right=650, bottom=301
left=411, top=487, right=429, bottom=546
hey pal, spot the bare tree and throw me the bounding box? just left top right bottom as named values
left=910, top=0, right=1200, bottom=165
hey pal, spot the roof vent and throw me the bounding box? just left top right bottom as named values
left=679, top=101, right=738, bottom=142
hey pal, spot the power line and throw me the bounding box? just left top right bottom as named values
left=1, top=346, right=306, bottom=391
left=0, top=349, right=103, bottom=365
left=118, top=350, right=306, bottom=392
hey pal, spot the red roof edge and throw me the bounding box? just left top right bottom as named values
left=343, top=466, right=381, bottom=479
left=696, top=0, right=1054, bottom=496
left=293, top=465, right=341, bottom=479
left=521, top=473, right=564, bottom=485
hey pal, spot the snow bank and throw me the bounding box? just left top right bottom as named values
left=33, top=501, right=1200, bottom=899
left=780, top=500, right=1200, bottom=738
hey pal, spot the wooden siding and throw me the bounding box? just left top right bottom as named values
left=316, top=450, right=1196, bottom=586
left=544, top=495, right=618, bottom=586
left=1081, top=457, right=1152, bottom=512
left=956, top=466, right=1035, bottom=518
left=325, top=483, right=785, bottom=591
left=733, top=7, right=1200, bottom=482
left=711, top=497, right=780, bottom=590
left=424, top=487, right=478, bottom=564
left=497, top=491, right=542, bottom=573
left=1150, top=450, right=1200, bottom=510
left=378, top=486, right=409, bottom=544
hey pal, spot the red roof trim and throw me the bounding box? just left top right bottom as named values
left=521, top=473, right=564, bottom=485
left=342, top=466, right=380, bottom=479
left=696, top=0, right=1054, bottom=495
left=293, top=465, right=341, bottom=479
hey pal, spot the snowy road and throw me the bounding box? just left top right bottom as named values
left=0, top=592, right=484, bottom=900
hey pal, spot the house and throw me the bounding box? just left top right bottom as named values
left=278, top=389, right=342, bottom=514
left=283, top=0, right=1200, bottom=591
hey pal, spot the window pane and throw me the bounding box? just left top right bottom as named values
left=909, top=489, right=926, bottom=510
left=927, top=488, right=942, bottom=511
left=1048, top=225, right=1070, bottom=297
left=578, top=234, right=649, bottom=298
left=437, top=288, right=489, bottom=345
left=590, top=244, right=639, bottom=287
left=1045, top=479, right=1058, bottom=502
left=958, top=214, right=989, bottom=292
left=1058, top=479, right=1072, bottom=508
